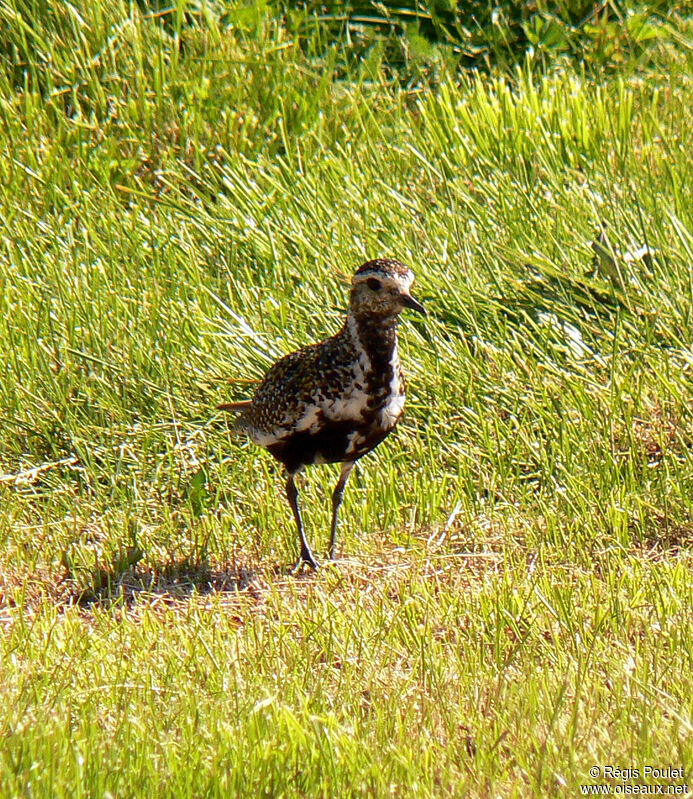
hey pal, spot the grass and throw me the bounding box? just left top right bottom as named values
left=1, top=1, right=692, bottom=795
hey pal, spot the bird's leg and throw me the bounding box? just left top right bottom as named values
left=328, top=461, right=355, bottom=560
left=286, top=472, right=318, bottom=571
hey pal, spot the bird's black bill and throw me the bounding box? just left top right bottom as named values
left=400, top=294, right=426, bottom=314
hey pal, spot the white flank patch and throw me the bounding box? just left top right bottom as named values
left=247, top=427, right=287, bottom=447
left=294, top=404, right=322, bottom=433
left=326, top=387, right=370, bottom=421
left=345, top=430, right=365, bottom=456
left=236, top=416, right=291, bottom=447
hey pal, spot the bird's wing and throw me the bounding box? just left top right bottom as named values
left=246, top=337, right=356, bottom=434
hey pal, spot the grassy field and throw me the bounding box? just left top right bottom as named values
left=1, top=1, right=692, bottom=796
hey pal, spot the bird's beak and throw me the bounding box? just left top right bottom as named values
left=400, top=293, right=426, bottom=314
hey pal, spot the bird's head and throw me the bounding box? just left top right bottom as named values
left=349, top=258, right=425, bottom=320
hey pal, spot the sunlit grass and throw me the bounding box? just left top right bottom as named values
left=0, top=2, right=692, bottom=796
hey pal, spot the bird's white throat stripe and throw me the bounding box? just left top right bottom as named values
left=379, top=339, right=404, bottom=428
left=346, top=314, right=372, bottom=367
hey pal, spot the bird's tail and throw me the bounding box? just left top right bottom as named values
left=217, top=400, right=252, bottom=413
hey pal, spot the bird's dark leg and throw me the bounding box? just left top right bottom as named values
left=328, top=461, right=355, bottom=560
left=286, top=472, right=318, bottom=571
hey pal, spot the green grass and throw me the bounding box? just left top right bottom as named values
left=1, top=1, right=692, bottom=796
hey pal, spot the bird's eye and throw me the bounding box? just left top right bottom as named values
left=367, top=278, right=382, bottom=291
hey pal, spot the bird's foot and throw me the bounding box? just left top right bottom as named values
left=288, top=549, right=319, bottom=575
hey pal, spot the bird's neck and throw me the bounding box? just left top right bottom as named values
left=345, top=311, right=400, bottom=374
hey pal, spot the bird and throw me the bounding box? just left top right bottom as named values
left=218, top=258, right=425, bottom=570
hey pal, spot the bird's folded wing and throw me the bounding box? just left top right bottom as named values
left=251, top=340, right=361, bottom=434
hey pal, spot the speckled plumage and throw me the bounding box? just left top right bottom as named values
left=220, top=258, right=425, bottom=570
left=236, top=331, right=369, bottom=438
left=354, top=257, right=412, bottom=279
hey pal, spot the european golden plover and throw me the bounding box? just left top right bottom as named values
left=219, top=258, right=425, bottom=570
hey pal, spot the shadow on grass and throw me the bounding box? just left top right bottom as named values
left=60, top=547, right=262, bottom=608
